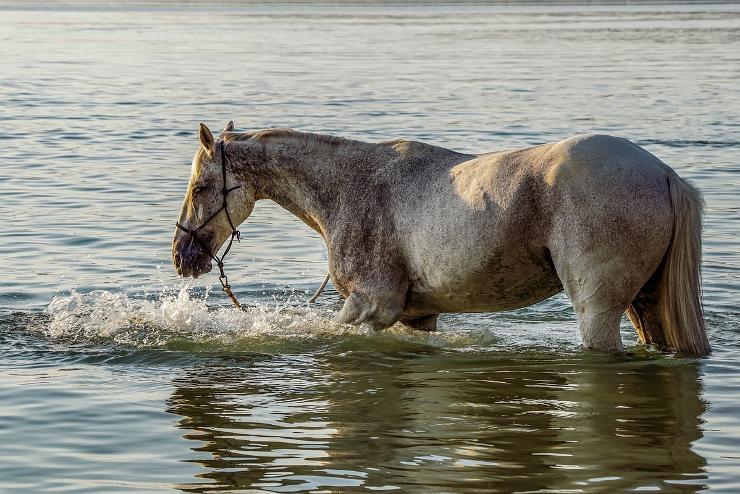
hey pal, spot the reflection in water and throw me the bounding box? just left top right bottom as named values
left=167, top=352, right=707, bottom=493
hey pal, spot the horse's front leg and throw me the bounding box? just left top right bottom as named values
left=329, top=228, right=409, bottom=330
left=335, top=281, right=408, bottom=330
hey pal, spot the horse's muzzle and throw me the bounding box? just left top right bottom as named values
left=173, top=236, right=213, bottom=278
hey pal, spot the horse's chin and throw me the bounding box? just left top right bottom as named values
left=189, top=258, right=213, bottom=279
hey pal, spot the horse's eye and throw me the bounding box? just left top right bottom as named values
left=192, top=186, right=206, bottom=195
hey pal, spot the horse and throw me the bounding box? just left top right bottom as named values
left=172, top=122, right=709, bottom=356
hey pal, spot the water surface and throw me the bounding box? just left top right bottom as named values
left=1, top=2, right=739, bottom=492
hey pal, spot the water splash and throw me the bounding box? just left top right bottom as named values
left=44, top=289, right=340, bottom=349
left=40, top=289, right=510, bottom=354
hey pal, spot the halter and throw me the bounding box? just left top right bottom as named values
left=176, top=140, right=243, bottom=308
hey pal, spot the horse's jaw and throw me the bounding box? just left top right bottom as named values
left=178, top=256, right=213, bottom=279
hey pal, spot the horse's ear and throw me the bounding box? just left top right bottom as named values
left=199, top=123, right=215, bottom=155
left=218, top=121, right=234, bottom=139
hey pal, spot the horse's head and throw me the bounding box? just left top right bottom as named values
left=172, top=122, right=255, bottom=278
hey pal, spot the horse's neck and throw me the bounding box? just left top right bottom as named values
left=239, top=134, right=385, bottom=237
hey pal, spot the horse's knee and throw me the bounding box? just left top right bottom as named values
left=335, top=291, right=403, bottom=330
left=400, top=314, right=439, bottom=332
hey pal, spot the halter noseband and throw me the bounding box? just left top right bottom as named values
left=176, top=140, right=243, bottom=307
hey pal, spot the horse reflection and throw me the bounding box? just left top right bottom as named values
left=167, top=352, right=707, bottom=493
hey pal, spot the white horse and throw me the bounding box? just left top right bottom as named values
left=173, top=122, right=709, bottom=355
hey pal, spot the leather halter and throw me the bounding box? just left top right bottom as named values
left=175, top=140, right=242, bottom=307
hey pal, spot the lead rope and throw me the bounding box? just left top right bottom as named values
left=308, top=272, right=331, bottom=303
left=215, top=230, right=242, bottom=310
left=177, top=140, right=330, bottom=310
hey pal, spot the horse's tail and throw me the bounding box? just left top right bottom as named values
left=657, top=172, right=709, bottom=356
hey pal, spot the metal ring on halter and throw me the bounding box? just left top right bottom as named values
left=175, top=140, right=243, bottom=308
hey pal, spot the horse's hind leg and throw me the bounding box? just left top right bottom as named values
left=626, top=273, right=667, bottom=348
left=554, top=257, right=644, bottom=352
left=573, top=300, right=625, bottom=352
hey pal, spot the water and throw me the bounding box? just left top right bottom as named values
left=1, top=1, right=739, bottom=492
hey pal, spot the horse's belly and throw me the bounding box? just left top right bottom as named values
left=404, top=247, right=563, bottom=315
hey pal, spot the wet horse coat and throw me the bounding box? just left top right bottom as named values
left=173, top=123, right=709, bottom=355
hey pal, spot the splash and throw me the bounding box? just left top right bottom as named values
left=40, top=289, right=513, bottom=353
left=44, top=289, right=344, bottom=350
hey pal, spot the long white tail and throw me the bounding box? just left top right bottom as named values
left=658, top=173, right=710, bottom=356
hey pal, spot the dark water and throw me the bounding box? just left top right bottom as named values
left=1, top=2, right=739, bottom=493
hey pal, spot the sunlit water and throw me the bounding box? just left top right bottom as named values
left=1, top=1, right=739, bottom=493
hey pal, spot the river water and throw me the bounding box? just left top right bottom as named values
left=1, top=2, right=739, bottom=493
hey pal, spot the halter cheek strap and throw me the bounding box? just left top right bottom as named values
left=176, top=140, right=243, bottom=308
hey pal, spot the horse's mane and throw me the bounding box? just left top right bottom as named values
left=222, top=128, right=416, bottom=154
left=223, top=128, right=366, bottom=148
